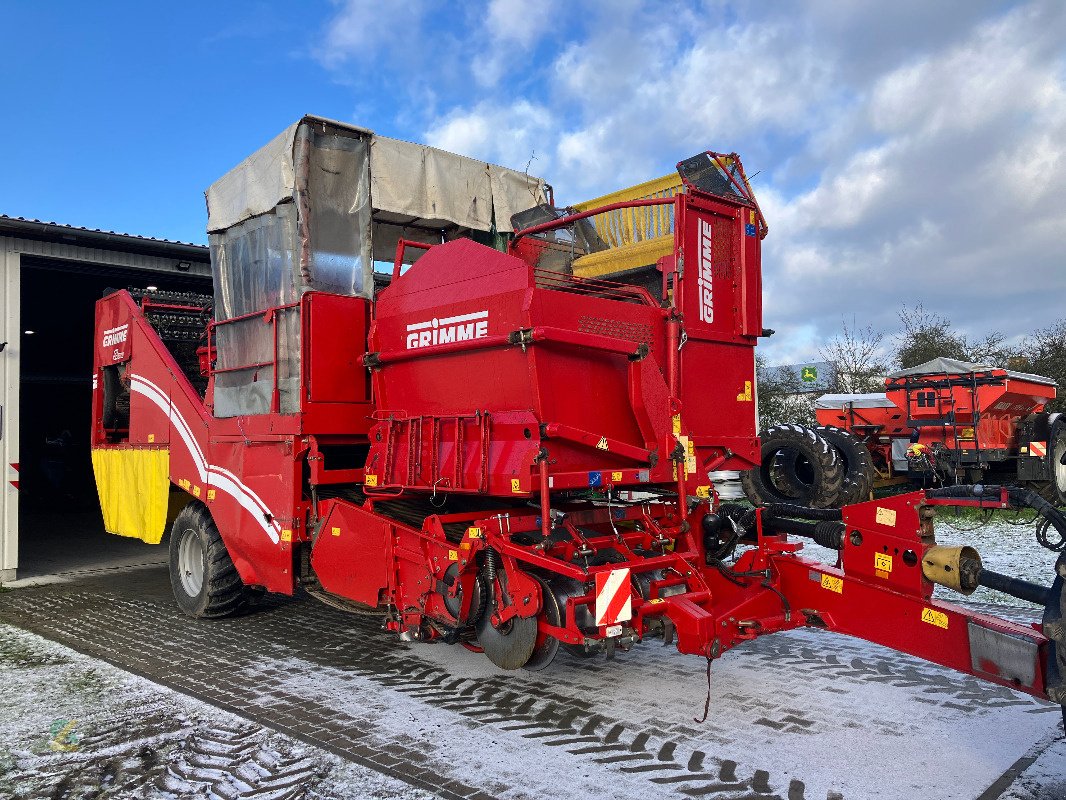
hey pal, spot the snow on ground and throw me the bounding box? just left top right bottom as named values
left=0, top=624, right=434, bottom=799
left=1003, top=736, right=1066, bottom=800
left=1, top=504, right=1062, bottom=800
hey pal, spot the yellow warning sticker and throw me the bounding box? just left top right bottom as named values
left=695, top=485, right=711, bottom=499
left=672, top=415, right=682, bottom=435
left=193, top=485, right=201, bottom=498
left=331, top=526, right=341, bottom=537
left=281, top=529, right=292, bottom=543
left=365, top=474, right=378, bottom=487
left=749, top=210, right=756, bottom=224
left=448, top=549, right=459, bottom=561
left=467, top=526, right=483, bottom=538
left=147, top=433, right=155, bottom=443
left=207, top=489, right=216, bottom=501
left=875, top=506, right=897, bottom=527
left=682, top=437, right=698, bottom=476
left=611, top=471, right=623, bottom=482
left=178, top=478, right=191, bottom=491
left=736, top=381, right=753, bottom=402
left=649, top=598, right=665, bottom=604
left=511, top=478, right=523, bottom=493
left=821, top=574, right=844, bottom=594
left=921, top=608, right=949, bottom=629
left=874, top=553, right=893, bottom=574
left=596, top=436, right=609, bottom=451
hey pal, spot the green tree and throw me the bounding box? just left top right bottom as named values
left=1016, top=319, right=1066, bottom=413
left=755, top=355, right=816, bottom=429
left=895, top=305, right=968, bottom=368
left=894, top=304, right=1016, bottom=369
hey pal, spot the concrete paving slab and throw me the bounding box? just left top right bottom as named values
left=0, top=565, right=1062, bottom=799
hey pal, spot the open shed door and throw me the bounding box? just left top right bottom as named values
left=0, top=244, right=19, bottom=582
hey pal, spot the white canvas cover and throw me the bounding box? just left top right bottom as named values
left=815, top=392, right=894, bottom=410
left=888, top=357, right=1056, bottom=386
left=207, top=118, right=545, bottom=236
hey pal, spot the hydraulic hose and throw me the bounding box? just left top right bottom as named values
left=974, top=565, right=1051, bottom=607
left=762, top=517, right=846, bottom=550
left=761, top=503, right=843, bottom=521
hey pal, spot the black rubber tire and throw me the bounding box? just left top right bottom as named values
left=1051, top=420, right=1066, bottom=507
left=168, top=501, right=247, bottom=619
left=814, top=424, right=876, bottom=505
left=741, top=425, right=845, bottom=508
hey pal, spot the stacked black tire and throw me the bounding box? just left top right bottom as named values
left=741, top=424, right=876, bottom=509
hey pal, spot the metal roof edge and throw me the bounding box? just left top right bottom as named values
left=0, top=215, right=209, bottom=261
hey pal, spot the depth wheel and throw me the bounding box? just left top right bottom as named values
left=168, top=501, right=247, bottom=619
left=523, top=577, right=562, bottom=672
left=476, top=562, right=538, bottom=670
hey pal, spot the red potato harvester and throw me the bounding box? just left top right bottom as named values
left=90, top=116, right=1065, bottom=723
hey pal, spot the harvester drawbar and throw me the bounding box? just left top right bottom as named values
left=89, top=116, right=1065, bottom=728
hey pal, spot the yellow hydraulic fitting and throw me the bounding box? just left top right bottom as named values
left=922, top=545, right=981, bottom=595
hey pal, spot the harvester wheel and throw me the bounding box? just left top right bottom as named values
left=169, top=501, right=247, bottom=619
left=1051, top=421, right=1066, bottom=506
left=814, top=425, right=876, bottom=505
left=741, top=425, right=845, bottom=508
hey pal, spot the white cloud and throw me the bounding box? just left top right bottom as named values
left=315, top=0, right=1066, bottom=366
left=317, top=0, right=429, bottom=68
left=425, top=100, right=557, bottom=177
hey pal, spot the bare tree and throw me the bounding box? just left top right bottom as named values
left=819, top=317, right=889, bottom=393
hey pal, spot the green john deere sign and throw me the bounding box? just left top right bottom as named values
left=801, top=366, right=818, bottom=382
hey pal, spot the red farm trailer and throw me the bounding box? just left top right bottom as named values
left=816, top=358, right=1065, bottom=501
left=91, top=117, right=1065, bottom=719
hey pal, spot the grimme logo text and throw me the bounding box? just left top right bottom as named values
left=406, top=311, right=489, bottom=349
left=101, top=324, right=129, bottom=348
left=697, top=219, right=714, bottom=324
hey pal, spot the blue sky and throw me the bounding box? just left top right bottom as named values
left=2, top=1, right=1064, bottom=364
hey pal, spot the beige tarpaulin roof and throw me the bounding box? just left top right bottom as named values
left=888, top=357, right=1057, bottom=386
left=206, top=115, right=544, bottom=235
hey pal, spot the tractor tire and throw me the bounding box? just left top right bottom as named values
left=741, top=425, right=845, bottom=508
left=169, top=501, right=247, bottom=619
left=813, top=425, right=876, bottom=505
left=1051, top=420, right=1066, bottom=507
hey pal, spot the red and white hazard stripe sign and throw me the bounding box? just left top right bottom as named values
left=1030, top=441, right=1047, bottom=458
left=595, top=568, right=632, bottom=626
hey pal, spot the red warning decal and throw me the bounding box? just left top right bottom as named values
left=1030, top=441, right=1047, bottom=458
left=595, top=568, right=632, bottom=626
